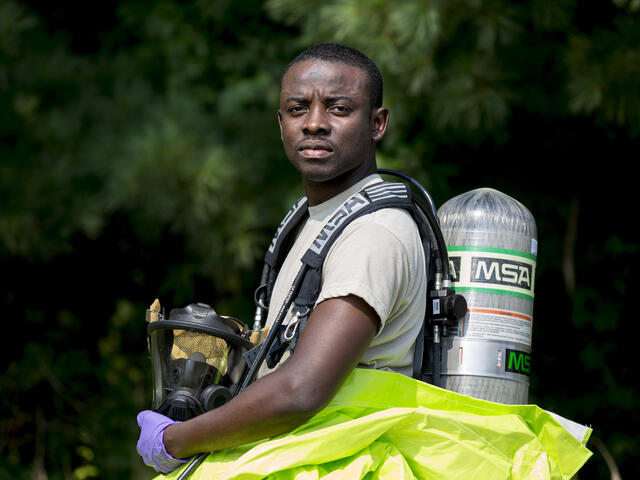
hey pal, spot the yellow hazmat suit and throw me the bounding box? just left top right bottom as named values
left=158, top=368, right=591, bottom=480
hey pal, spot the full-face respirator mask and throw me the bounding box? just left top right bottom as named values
left=146, top=302, right=254, bottom=421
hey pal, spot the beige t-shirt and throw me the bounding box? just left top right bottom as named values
left=258, top=174, right=426, bottom=378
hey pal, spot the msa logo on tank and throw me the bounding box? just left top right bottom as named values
left=505, top=348, right=531, bottom=376
left=472, top=257, right=532, bottom=289
left=447, top=247, right=536, bottom=300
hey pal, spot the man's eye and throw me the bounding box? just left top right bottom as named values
left=329, top=105, right=350, bottom=114
left=288, top=105, right=307, bottom=114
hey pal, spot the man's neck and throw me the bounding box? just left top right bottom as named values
left=303, top=163, right=377, bottom=206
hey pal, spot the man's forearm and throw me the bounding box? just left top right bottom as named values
left=162, top=364, right=320, bottom=458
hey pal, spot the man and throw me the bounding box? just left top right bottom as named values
left=136, top=43, right=426, bottom=473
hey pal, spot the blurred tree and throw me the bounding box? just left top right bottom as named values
left=1, top=0, right=638, bottom=477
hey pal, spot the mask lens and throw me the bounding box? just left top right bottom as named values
left=147, top=303, right=252, bottom=421
left=170, top=330, right=230, bottom=380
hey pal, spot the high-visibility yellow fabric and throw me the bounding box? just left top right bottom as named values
left=158, top=369, right=592, bottom=480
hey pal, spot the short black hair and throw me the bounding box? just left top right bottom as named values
left=283, top=43, right=383, bottom=109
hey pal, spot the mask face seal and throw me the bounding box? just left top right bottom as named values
left=147, top=303, right=253, bottom=421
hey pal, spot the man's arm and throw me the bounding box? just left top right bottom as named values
left=163, top=294, right=379, bottom=458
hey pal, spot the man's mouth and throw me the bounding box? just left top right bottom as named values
left=298, top=140, right=334, bottom=158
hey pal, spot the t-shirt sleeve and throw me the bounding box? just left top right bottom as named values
left=316, top=218, right=413, bottom=331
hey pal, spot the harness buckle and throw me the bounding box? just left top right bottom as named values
left=283, top=307, right=310, bottom=341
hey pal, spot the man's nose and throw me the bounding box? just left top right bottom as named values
left=302, top=104, right=330, bottom=135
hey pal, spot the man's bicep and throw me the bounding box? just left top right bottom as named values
left=277, top=295, right=379, bottom=411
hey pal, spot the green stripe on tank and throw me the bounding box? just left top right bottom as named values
left=452, top=286, right=535, bottom=301
left=447, top=245, right=537, bottom=261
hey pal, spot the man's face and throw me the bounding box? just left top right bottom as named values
left=278, top=60, right=387, bottom=190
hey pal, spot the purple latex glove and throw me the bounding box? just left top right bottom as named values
left=136, top=410, right=189, bottom=473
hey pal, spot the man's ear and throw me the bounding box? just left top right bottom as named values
left=371, top=107, right=389, bottom=143
left=277, top=110, right=284, bottom=141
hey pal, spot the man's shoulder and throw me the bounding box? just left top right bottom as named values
left=349, top=207, right=420, bottom=243
left=324, top=207, right=423, bottom=266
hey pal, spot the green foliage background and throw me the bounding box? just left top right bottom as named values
left=1, top=1, right=638, bottom=478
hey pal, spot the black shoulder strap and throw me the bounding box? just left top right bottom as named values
left=262, top=196, right=309, bottom=302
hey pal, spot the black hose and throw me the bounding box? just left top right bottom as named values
left=377, top=168, right=438, bottom=219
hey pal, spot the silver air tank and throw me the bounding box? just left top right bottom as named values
left=437, top=188, right=537, bottom=404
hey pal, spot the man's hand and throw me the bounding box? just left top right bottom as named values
left=136, top=410, right=189, bottom=473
